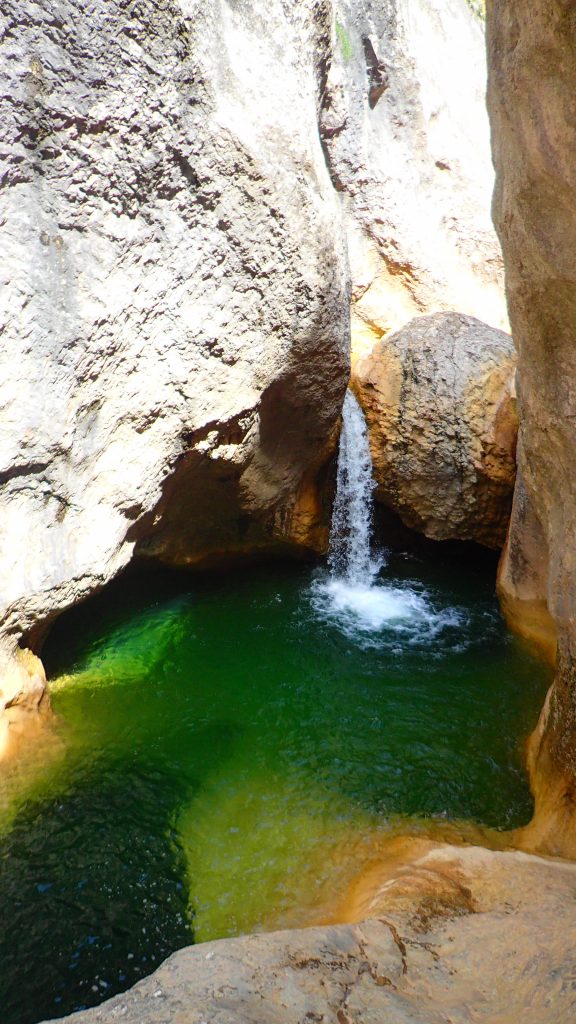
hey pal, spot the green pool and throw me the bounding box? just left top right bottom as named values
left=0, top=551, right=550, bottom=1024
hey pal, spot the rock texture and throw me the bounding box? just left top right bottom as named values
left=43, top=841, right=576, bottom=1024
left=323, top=0, right=507, bottom=360
left=0, top=0, right=505, bottom=744
left=0, top=0, right=350, bottom=648
left=487, top=0, right=576, bottom=856
left=0, top=643, right=50, bottom=761
left=354, top=312, right=517, bottom=547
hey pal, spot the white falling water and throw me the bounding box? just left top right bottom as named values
left=310, top=388, right=462, bottom=640
left=328, top=390, right=378, bottom=583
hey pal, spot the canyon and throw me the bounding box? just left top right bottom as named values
left=1, top=0, right=576, bottom=1021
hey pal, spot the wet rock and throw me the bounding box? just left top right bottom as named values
left=354, top=312, right=517, bottom=548
left=42, top=840, right=576, bottom=1024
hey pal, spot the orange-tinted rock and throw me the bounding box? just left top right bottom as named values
left=354, top=313, right=517, bottom=548
left=487, top=0, right=576, bottom=855
left=0, top=645, right=50, bottom=762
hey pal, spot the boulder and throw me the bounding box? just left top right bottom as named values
left=354, top=312, right=517, bottom=548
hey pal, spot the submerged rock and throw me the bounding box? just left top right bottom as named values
left=41, top=840, right=576, bottom=1024
left=354, top=312, right=517, bottom=548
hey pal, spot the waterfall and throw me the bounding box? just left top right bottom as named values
left=328, top=390, right=378, bottom=583
left=313, top=390, right=460, bottom=639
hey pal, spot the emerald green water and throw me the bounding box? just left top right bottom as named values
left=0, top=553, right=549, bottom=1024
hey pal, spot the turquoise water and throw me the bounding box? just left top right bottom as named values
left=0, top=552, right=549, bottom=1024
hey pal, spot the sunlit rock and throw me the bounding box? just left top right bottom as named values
left=322, top=0, right=507, bottom=363
left=43, top=839, right=576, bottom=1024
left=354, top=312, right=517, bottom=548
left=0, top=0, right=350, bottom=645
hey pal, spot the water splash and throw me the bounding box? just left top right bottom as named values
left=313, top=389, right=466, bottom=645
left=328, top=390, right=379, bottom=583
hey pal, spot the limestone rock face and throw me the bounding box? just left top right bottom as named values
left=354, top=313, right=517, bottom=548
left=323, top=0, right=507, bottom=359
left=0, top=0, right=350, bottom=643
left=43, top=842, right=576, bottom=1024
left=487, top=0, right=576, bottom=856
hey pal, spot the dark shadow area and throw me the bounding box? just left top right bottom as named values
left=373, top=502, right=501, bottom=574
left=0, top=755, right=194, bottom=1024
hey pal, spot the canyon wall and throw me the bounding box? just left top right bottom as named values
left=0, top=0, right=351, bottom=649
left=0, top=0, right=503, bottom=645
left=487, top=0, right=576, bottom=855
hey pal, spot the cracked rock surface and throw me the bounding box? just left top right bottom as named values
left=43, top=842, right=576, bottom=1024
left=324, top=0, right=507, bottom=355
left=0, top=0, right=503, bottom=653
left=0, top=0, right=350, bottom=645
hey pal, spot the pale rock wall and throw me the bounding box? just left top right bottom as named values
left=0, top=0, right=350, bottom=647
left=0, top=0, right=503, bottom=740
left=322, top=0, right=507, bottom=361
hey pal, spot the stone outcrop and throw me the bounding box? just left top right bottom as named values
left=323, top=0, right=507, bottom=361
left=0, top=0, right=503, bottom=653
left=354, top=312, right=517, bottom=548
left=43, top=840, right=576, bottom=1024
left=0, top=0, right=350, bottom=650
left=487, top=0, right=576, bottom=856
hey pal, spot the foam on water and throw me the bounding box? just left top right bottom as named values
left=310, top=573, right=466, bottom=648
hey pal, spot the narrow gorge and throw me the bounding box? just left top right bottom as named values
left=1, top=0, right=576, bottom=1022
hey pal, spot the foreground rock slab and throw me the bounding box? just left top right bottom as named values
left=354, top=312, right=517, bottom=548
left=46, top=842, right=576, bottom=1024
